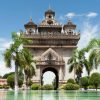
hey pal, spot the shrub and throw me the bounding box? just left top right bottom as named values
left=59, top=84, right=66, bottom=89
left=3, top=84, right=10, bottom=89
left=80, top=76, right=89, bottom=90
left=31, top=84, right=40, bottom=90
left=64, top=83, right=80, bottom=90
left=41, top=84, right=54, bottom=90
left=67, top=79, right=75, bottom=84
left=89, top=72, right=100, bottom=91
left=89, top=85, right=100, bottom=89
left=0, top=85, right=3, bottom=89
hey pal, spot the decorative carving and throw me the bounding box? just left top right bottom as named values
left=36, top=48, right=64, bottom=66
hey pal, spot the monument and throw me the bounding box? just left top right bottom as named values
left=23, top=8, right=80, bottom=88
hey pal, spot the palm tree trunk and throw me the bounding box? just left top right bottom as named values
left=23, top=70, right=27, bottom=89
left=74, top=68, right=76, bottom=80
left=15, top=61, right=18, bottom=91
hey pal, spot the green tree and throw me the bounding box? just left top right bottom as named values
left=7, top=74, right=23, bottom=89
left=85, top=38, right=100, bottom=69
left=80, top=76, right=89, bottom=90
left=85, top=38, right=100, bottom=51
left=3, top=72, right=14, bottom=79
left=89, top=72, right=100, bottom=91
left=68, top=49, right=84, bottom=84
left=4, top=32, right=32, bottom=91
left=24, top=64, right=35, bottom=87
left=83, top=57, right=94, bottom=77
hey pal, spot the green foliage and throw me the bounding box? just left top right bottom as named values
left=3, top=72, right=14, bottom=79
left=31, top=84, right=40, bottom=90
left=4, top=32, right=36, bottom=90
left=7, top=74, right=23, bottom=89
left=80, top=76, right=89, bottom=90
left=59, top=84, right=66, bottom=90
left=41, top=84, right=54, bottom=90
left=7, top=74, right=14, bottom=89
left=89, top=72, right=100, bottom=90
left=68, top=49, right=84, bottom=84
left=67, top=79, right=75, bottom=84
left=89, top=85, right=100, bottom=89
left=3, top=84, right=10, bottom=89
left=0, top=85, right=3, bottom=89
left=18, top=79, right=23, bottom=87
left=52, top=77, right=57, bottom=90
left=0, top=85, right=10, bottom=89
left=28, top=80, right=33, bottom=86
left=63, top=83, right=80, bottom=90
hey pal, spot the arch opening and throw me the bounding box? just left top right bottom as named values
left=41, top=67, right=59, bottom=90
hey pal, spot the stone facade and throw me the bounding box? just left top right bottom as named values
left=23, top=8, right=80, bottom=87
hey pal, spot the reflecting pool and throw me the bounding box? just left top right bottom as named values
left=0, top=90, right=100, bottom=100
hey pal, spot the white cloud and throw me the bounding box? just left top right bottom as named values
left=0, top=38, right=11, bottom=51
left=0, top=61, right=14, bottom=76
left=86, top=12, right=98, bottom=18
left=0, top=38, right=12, bottom=76
left=65, top=12, right=76, bottom=18
left=78, top=21, right=99, bottom=49
left=65, top=12, right=98, bottom=18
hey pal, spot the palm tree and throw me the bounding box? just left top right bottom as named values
left=21, top=48, right=36, bottom=88
left=68, top=49, right=84, bottom=83
left=4, top=32, right=33, bottom=91
left=85, top=38, right=100, bottom=51
left=85, top=38, right=100, bottom=69
left=83, top=58, right=93, bottom=77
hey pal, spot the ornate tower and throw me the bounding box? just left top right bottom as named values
left=23, top=9, right=80, bottom=88
left=63, top=19, right=76, bottom=35
left=24, top=18, right=37, bottom=35
left=38, top=9, right=62, bottom=34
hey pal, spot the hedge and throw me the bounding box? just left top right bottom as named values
left=63, top=83, right=80, bottom=90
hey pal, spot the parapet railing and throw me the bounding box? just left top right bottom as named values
left=23, top=33, right=80, bottom=39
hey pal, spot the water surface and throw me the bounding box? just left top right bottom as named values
left=0, top=90, right=100, bottom=100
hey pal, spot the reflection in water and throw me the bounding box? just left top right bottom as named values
left=23, top=90, right=27, bottom=100
left=1, top=90, right=100, bottom=100
left=14, top=91, right=18, bottom=100
left=0, top=91, right=7, bottom=100
left=54, top=91, right=59, bottom=100
left=40, top=90, right=59, bottom=100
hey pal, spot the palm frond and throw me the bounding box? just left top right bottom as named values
left=69, top=64, right=74, bottom=73
left=4, top=49, right=12, bottom=68
left=86, top=38, right=97, bottom=51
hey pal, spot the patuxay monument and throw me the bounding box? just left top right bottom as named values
left=23, top=8, right=80, bottom=89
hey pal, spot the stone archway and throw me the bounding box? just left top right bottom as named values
left=32, top=48, right=65, bottom=87
left=41, top=67, right=59, bottom=90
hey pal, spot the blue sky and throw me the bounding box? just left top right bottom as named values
left=0, top=0, right=100, bottom=83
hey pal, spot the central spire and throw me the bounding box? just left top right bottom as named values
left=49, top=4, right=51, bottom=10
